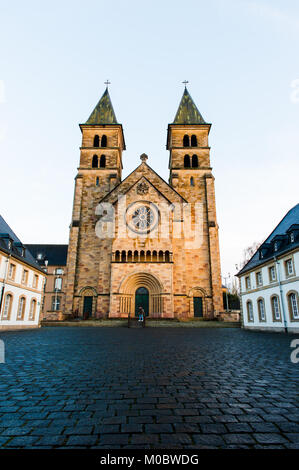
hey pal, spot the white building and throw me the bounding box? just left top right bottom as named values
left=0, top=215, right=46, bottom=330
left=237, top=204, right=299, bottom=333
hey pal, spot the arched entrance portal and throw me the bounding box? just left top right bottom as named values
left=135, top=287, right=149, bottom=317
left=118, top=271, right=163, bottom=317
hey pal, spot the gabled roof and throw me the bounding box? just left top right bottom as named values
left=172, top=87, right=206, bottom=125
left=85, top=88, right=118, bottom=125
left=0, top=215, right=44, bottom=272
left=25, top=244, right=68, bottom=266
left=99, top=160, right=187, bottom=206
left=237, top=203, right=299, bottom=276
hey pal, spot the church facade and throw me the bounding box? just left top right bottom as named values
left=64, top=87, right=223, bottom=319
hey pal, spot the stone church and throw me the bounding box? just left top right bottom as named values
left=64, top=86, right=223, bottom=319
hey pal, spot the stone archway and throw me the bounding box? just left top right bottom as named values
left=78, top=287, right=97, bottom=319
left=118, top=271, right=163, bottom=317
left=188, top=287, right=207, bottom=318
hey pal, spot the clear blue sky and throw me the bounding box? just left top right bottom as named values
left=1, top=0, right=299, bottom=284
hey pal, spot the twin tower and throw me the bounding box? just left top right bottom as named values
left=64, top=86, right=223, bottom=319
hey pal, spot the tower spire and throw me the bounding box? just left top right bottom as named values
left=85, top=87, right=118, bottom=125
left=173, top=87, right=206, bottom=124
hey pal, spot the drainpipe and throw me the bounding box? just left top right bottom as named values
left=274, top=256, right=288, bottom=333
left=0, top=254, right=11, bottom=318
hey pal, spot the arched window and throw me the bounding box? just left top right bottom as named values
left=101, top=135, right=107, bottom=147
left=29, top=299, right=37, bottom=321
left=115, top=250, right=120, bottom=262
left=165, top=251, right=170, bottom=262
left=152, top=250, right=157, bottom=262
left=192, top=155, right=198, bottom=168
left=121, top=251, right=126, bottom=262
left=127, top=250, right=133, bottom=262
left=158, top=250, right=164, bottom=262
left=146, top=250, right=151, bottom=262
left=2, top=293, right=12, bottom=319
left=271, top=295, right=281, bottom=321
left=190, top=177, right=195, bottom=186
left=257, top=299, right=266, bottom=322
left=247, top=301, right=254, bottom=322
left=93, top=135, right=99, bottom=147
left=191, top=135, right=197, bottom=147
left=100, top=155, right=106, bottom=168
left=288, top=292, right=299, bottom=320
left=134, top=250, right=139, bottom=262
left=140, top=250, right=145, bottom=262
left=92, top=155, right=98, bottom=168
left=17, top=296, right=26, bottom=320
left=183, top=135, right=190, bottom=147
left=184, top=155, right=191, bottom=168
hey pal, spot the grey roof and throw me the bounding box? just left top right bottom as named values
left=237, top=203, right=299, bottom=276
left=25, top=244, right=68, bottom=266
left=85, top=88, right=118, bottom=125
left=173, top=87, right=206, bottom=124
left=0, top=215, right=43, bottom=270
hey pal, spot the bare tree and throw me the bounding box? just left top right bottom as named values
left=239, top=241, right=261, bottom=269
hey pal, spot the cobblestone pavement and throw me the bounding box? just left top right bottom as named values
left=0, top=327, right=298, bottom=449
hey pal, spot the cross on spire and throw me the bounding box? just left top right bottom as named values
left=182, top=80, right=189, bottom=88
left=104, top=80, right=111, bottom=88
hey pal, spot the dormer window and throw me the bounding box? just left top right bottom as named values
left=290, top=232, right=295, bottom=243
left=37, top=253, right=43, bottom=260
left=274, top=242, right=278, bottom=252
left=7, top=240, right=12, bottom=250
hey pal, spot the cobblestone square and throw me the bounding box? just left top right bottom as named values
left=0, top=327, right=298, bottom=449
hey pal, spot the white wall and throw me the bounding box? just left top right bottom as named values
left=0, top=253, right=45, bottom=328
left=240, top=250, right=299, bottom=332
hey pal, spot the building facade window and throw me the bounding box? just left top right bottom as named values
left=256, top=271, right=263, bottom=286
left=8, top=263, right=16, bottom=280
left=290, top=232, right=295, bottom=243
left=17, top=296, right=26, bottom=320
left=184, top=155, right=190, bottom=168
left=271, top=295, right=281, bottom=321
left=191, top=135, right=197, bottom=147
left=29, top=299, right=37, bottom=321
left=247, top=301, right=254, bottom=322
left=285, top=259, right=294, bottom=276
left=245, top=276, right=251, bottom=290
left=288, top=292, right=299, bottom=320
left=54, top=277, right=62, bottom=291
left=257, top=298, right=266, bottom=322
left=22, top=269, right=28, bottom=285
left=52, top=296, right=61, bottom=311
left=55, top=268, right=63, bottom=275
left=269, top=266, right=276, bottom=282
left=190, top=177, right=195, bottom=186
left=183, top=135, right=190, bottom=147
left=100, top=155, right=106, bottom=168
left=93, top=135, right=99, bottom=147
left=192, top=155, right=198, bottom=168
left=33, top=274, right=38, bottom=288
left=92, top=155, right=98, bottom=168
left=2, top=293, right=13, bottom=319
left=101, top=135, right=107, bottom=147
